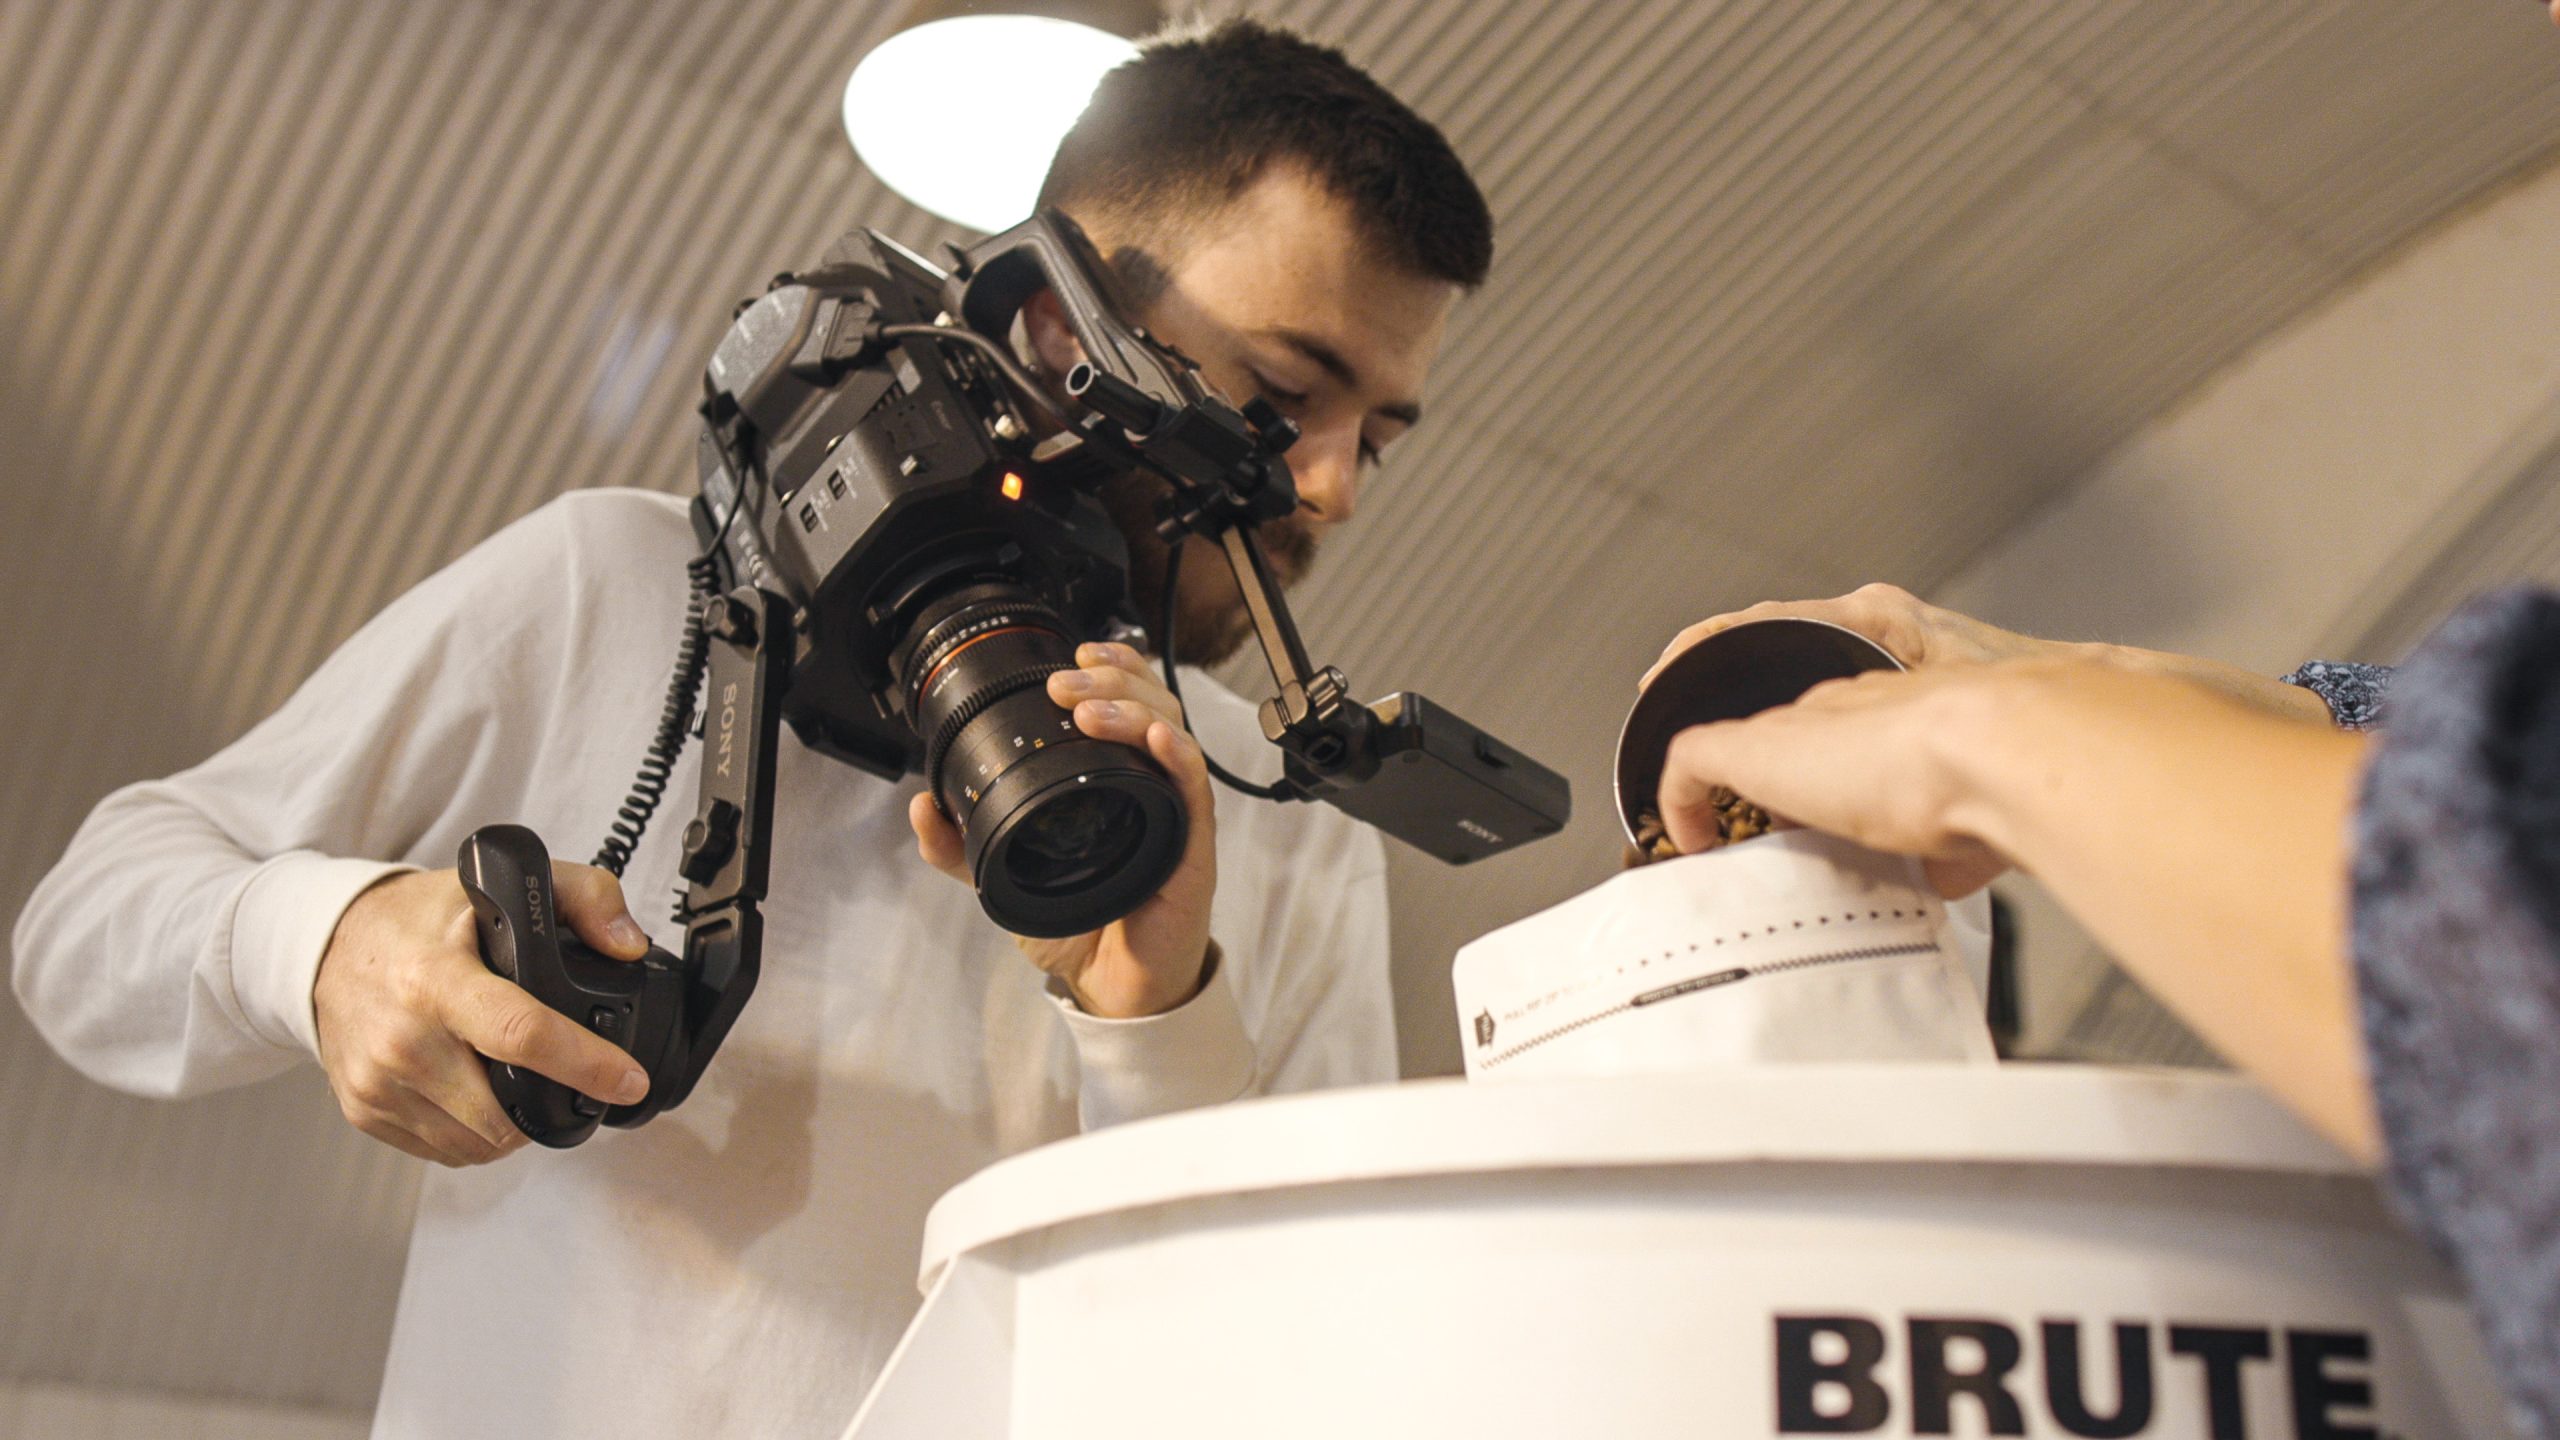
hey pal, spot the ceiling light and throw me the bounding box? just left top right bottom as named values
left=843, top=2, right=1162, bottom=233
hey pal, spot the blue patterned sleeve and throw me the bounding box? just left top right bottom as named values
left=2282, top=659, right=2393, bottom=730
left=2350, top=585, right=2560, bottom=1436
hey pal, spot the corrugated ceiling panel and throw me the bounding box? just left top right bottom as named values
left=8, top=0, right=2560, bottom=1412
left=1949, top=0, right=2332, bottom=178
left=1961, top=0, right=2560, bottom=272
left=1703, top=125, right=2343, bottom=578
left=1296, top=1, right=2103, bottom=711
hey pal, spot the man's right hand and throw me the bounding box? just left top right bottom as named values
left=312, top=865, right=653, bottom=1165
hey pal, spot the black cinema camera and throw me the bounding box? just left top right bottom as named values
left=468, top=210, right=1570, bottom=1146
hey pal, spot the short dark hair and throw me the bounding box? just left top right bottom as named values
left=1037, top=17, right=1492, bottom=292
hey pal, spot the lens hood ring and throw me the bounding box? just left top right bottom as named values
left=902, top=592, right=1069, bottom=724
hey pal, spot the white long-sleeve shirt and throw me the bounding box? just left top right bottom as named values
left=13, top=489, right=1395, bottom=1438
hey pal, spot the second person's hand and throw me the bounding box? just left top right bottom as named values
left=1657, top=662, right=2015, bottom=897
left=1641, top=582, right=2334, bottom=725
left=1641, top=583, right=2056, bottom=692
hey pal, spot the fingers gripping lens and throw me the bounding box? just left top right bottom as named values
left=903, top=584, right=1186, bottom=937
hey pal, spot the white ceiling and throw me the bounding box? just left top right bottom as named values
left=5, top=0, right=2559, bottom=1413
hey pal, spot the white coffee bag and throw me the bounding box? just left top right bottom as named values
left=1455, top=830, right=1994, bottom=1079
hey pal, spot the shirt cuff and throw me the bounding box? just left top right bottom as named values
left=2280, top=659, right=2394, bottom=731
left=229, top=852, right=418, bottom=1058
left=1048, top=943, right=1256, bottom=1130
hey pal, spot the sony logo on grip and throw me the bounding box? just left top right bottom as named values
left=1776, top=1313, right=2386, bottom=1438
left=713, top=681, right=739, bottom=780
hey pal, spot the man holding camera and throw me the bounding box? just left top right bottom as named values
left=13, top=20, right=1491, bottom=1436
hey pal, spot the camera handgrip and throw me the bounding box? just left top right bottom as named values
left=457, top=824, right=661, bottom=1148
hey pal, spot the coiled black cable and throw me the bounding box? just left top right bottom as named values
left=592, top=550, right=719, bottom=877
left=593, top=395, right=758, bottom=881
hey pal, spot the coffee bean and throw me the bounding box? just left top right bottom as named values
left=1626, top=788, right=1775, bottom=867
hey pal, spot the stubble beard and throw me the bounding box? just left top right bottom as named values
left=1097, top=469, right=1320, bottom=669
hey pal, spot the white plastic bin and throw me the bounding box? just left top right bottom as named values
left=844, top=1067, right=2512, bottom=1438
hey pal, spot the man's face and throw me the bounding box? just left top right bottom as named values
left=1082, top=167, right=1461, bottom=665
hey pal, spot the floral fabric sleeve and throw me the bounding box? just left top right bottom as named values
left=2349, top=586, right=2560, bottom=1437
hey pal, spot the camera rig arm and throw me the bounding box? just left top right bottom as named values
left=469, top=583, right=795, bottom=1142
left=452, top=586, right=788, bottom=1146
left=650, top=584, right=792, bottom=1115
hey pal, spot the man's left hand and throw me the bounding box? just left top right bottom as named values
left=907, top=642, right=1218, bottom=1018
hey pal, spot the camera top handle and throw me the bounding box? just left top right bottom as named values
left=948, top=212, right=1203, bottom=430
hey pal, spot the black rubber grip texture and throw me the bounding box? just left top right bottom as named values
left=926, top=663, right=1075, bottom=814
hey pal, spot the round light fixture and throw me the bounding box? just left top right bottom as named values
left=844, top=3, right=1161, bottom=233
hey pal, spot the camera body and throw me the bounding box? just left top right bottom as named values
left=694, top=228, right=1133, bottom=782
left=689, top=218, right=1202, bottom=938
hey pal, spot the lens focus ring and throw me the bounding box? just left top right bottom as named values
left=923, top=662, right=1068, bottom=812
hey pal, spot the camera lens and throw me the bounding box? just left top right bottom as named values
left=902, top=582, right=1186, bottom=938
left=1005, top=785, right=1146, bottom=896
